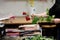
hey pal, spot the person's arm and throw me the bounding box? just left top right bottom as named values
left=49, top=4, right=60, bottom=23
left=53, top=18, right=60, bottom=23
left=32, top=12, right=47, bottom=17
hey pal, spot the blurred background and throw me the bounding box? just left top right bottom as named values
left=0, top=0, right=55, bottom=18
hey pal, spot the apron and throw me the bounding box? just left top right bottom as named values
left=49, top=0, right=60, bottom=40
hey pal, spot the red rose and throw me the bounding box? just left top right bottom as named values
left=22, top=12, right=27, bottom=15
left=25, top=16, right=30, bottom=21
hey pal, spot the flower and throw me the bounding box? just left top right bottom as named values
left=22, top=12, right=31, bottom=21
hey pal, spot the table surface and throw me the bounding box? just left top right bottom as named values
left=0, top=16, right=58, bottom=28
left=0, top=16, right=32, bottom=24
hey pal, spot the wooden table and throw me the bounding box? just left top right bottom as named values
left=0, top=16, right=32, bottom=24
left=0, top=16, right=58, bottom=28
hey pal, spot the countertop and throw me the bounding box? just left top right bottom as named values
left=0, top=16, right=57, bottom=28
left=0, top=16, right=32, bottom=24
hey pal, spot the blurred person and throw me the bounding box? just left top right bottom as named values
left=50, top=0, right=60, bottom=40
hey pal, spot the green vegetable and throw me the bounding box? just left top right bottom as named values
left=39, top=16, right=44, bottom=22
left=52, top=15, right=55, bottom=19
left=46, top=8, right=49, bottom=15
left=25, top=35, right=54, bottom=40
left=46, top=16, right=52, bottom=22
left=32, top=16, right=39, bottom=24
left=32, top=8, right=55, bottom=23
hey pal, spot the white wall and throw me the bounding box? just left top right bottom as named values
left=0, top=0, right=55, bottom=18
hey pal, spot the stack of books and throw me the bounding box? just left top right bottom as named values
left=5, top=24, right=42, bottom=37
left=5, top=29, right=20, bottom=37
left=19, top=24, right=42, bottom=36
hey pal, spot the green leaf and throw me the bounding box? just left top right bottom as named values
left=45, top=16, right=51, bottom=22
left=32, top=16, right=39, bottom=24
left=52, top=15, right=55, bottom=19
left=39, top=16, right=44, bottom=22
left=46, top=8, right=49, bottom=15
left=25, top=35, right=54, bottom=40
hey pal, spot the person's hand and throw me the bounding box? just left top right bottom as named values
left=31, top=12, right=48, bottom=17
left=53, top=18, right=60, bottom=23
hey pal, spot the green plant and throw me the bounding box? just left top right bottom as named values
left=25, top=35, right=55, bottom=40
left=32, top=8, right=55, bottom=23
left=32, top=16, right=39, bottom=24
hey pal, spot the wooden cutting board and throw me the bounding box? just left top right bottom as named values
left=0, top=16, right=32, bottom=24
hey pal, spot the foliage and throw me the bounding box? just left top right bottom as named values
left=32, top=8, right=55, bottom=24
left=25, top=35, right=55, bottom=40
left=32, top=16, right=39, bottom=24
